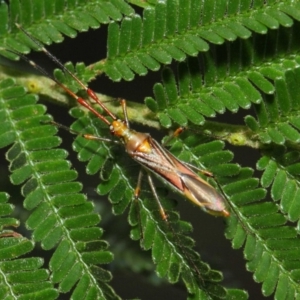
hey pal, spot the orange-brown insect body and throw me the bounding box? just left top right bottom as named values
left=111, top=120, right=229, bottom=217
left=14, top=25, right=230, bottom=218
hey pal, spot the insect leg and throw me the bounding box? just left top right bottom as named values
left=163, top=127, right=213, bottom=177
left=134, top=170, right=144, bottom=239
left=162, top=127, right=185, bottom=147
left=146, top=173, right=204, bottom=282
left=45, top=120, right=120, bottom=144
left=147, top=173, right=168, bottom=221
left=0, top=231, right=22, bottom=238
left=120, top=99, right=130, bottom=128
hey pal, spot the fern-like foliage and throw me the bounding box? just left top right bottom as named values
left=0, top=0, right=134, bottom=60
left=245, top=69, right=300, bottom=145
left=145, top=26, right=300, bottom=128
left=69, top=106, right=250, bottom=299
left=100, top=0, right=300, bottom=81
left=2, top=0, right=300, bottom=299
left=0, top=78, right=118, bottom=299
left=0, top=191, right=58, bottom=299
left=140, top=20, right=300, bottom=298
left=166, top=129, right=300, bottom=298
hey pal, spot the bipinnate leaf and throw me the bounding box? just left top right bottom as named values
left=70, top=107, right=257, bottom=298
left=0, top=78, right=120, bottom=299
left=2, top=0, right=300, bottom=299
left=0, top=192, right=58, bottom=299
left=102, top=0, right=300, bottom=81
left=0, top=0, right=134, bottom=60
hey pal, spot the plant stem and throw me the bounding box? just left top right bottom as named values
left=0, top=64, right=264, bottom=149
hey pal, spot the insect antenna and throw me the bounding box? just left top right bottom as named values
left=4, top=37, right=113, bottom=127
left=16, top=23, right=117, bottom=122
left=8, top=24, right=232, bottom=292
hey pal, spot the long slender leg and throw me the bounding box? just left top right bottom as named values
left=182, top=161, right=214, bottom=177
left=120, top=99, right=130, bottom=128
left=134, top=170, right=144, bottom=239
left=166, top=131, right=247, bottom=231
left=0, top=231, right=22, bottom=238
left=147, top=173, right=168, bottom=221
left=163, top=127, right=213, bottom=177
left=45, top=120, right=120, bottom=144
left=146, top=173, right=203, bottom=281
left=162, top=127, right=184, bottom=147
left=134, top=170, right=143, bottom=200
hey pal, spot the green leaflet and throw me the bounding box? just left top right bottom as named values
left=0, top=0, right=134, bottom=59
left=145, top=35, right=300, bottom=128
left=251, top=69, right=300, bottom=145
left=101, top=0, right=300, bottom=81
left=0, top=78, right=118, bottom=299
left=71, top=105, right=280, bottom=298
left=70, top=106, right=232, bottom=296
left=2, top=0, right=300, bottom=299
left=0, top=192, right=59, bottom=299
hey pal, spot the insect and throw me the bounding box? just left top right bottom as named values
left=11, top=24, right=230, bottom=223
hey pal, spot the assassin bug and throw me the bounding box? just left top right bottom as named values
left=12, top=24, right=230, bottom=223
left=3, top=24, right=236, bottom=289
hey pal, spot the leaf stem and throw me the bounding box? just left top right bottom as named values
left=0, top=64, right=266, bottom=149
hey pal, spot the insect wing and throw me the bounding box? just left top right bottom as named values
left=132, top=136, right=228, bottom=216
left=180, top=173, right=228, bottom=216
